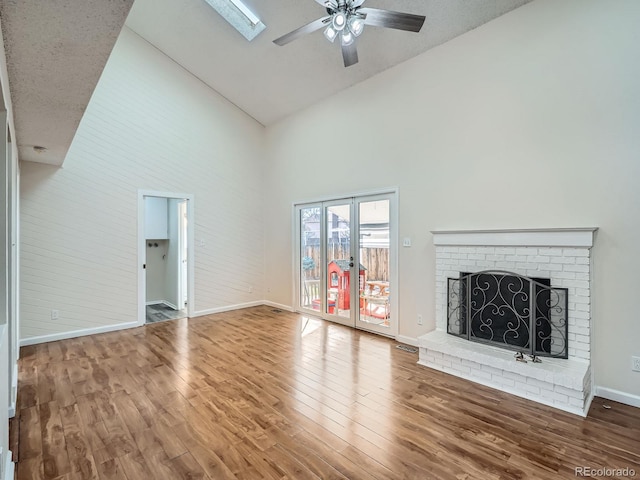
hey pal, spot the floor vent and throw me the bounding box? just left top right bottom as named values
left=396, top=344, right=418, bottom=353
left=271, top=309, right=283, bottom=313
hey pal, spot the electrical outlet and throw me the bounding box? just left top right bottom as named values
left=632, top=356, right=640, bottom=372
left=51, top=309, right=59, bottom=320
left=248, top=286, right=253, bottom=293
left=403, top=237, right=412, bottom=247
left=417, top=314, right=423, bottom=325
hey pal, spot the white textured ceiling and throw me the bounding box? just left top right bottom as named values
left=0, top=0, right=134, bottom=166
left=0, top=0, right=532, bottom=166
left=125, top=0, right=532, bottom=126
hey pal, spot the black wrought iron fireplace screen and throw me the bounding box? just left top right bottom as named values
left=447, top=270, right=568, bottom=358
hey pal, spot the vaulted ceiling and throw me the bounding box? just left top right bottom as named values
left=0, top=0, right=531, bottom=166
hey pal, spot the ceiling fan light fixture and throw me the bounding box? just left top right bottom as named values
left=332, top=12, right=347, bottom=31
left=348, top=16, right=364, bottom=36
left=324, top=25, right=338, bottom=43
left=341, top=29, right=354, bottom=46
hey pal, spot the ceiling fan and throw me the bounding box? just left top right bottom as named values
left=273, top=0, right=426, bottom=67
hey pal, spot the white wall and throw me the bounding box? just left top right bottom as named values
left=19, top=27, right=265, bottom=340
left=265, top=0, right=640, bottom=398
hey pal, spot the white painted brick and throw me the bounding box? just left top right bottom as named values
left=451, top=363, right=471, bottom=375
left=438, top=358, right=452, bottom=368
left=473, top=369, right=493, bottom=382
left=515, top=381, right=528, bottom=392
left=563, top=264, right=589, bottom=273
left=575, top=303, right=590, bottom=312
left=500, top=377, right=515, bottom=388
left=575, top=319, right=590, bottom=328
left=576, top=257, right=590, bottom=265
left=496, top=261, right=515, bottom=270
left=481, top=364, right=503, bottom=376
left=554, top=385, right=583, bottom=400
left=527, top=255, right=550, bottom=263
left=575, top=334, right=590, bottom=344
left=527, top=269, right=550, bottom=278
left=503, top=371, right=524, bottom=382
left=546, top=263, right=563, bottom=271
left=542, top=248, right=563, bottom=256
left=574, top=296, right=589, bottom=306
left=506, top=255, right=528, bottom=262
left=486, top=254, right=505, bottom=262
left=495, top=247, right=516, bottom=255
left=552, top=392, right=569, bottom=404
left=516, top=247, right=537, bottom=256
left=573, top=342, right=590, bottom=352
left=468, top=254, right=486, bottom=260
left=527, top=377, right=552, bottom=390
left=563, top=248, right=589, bottom=257
left=576, top=288, right=590, bottom=297
left=561, top=279, right=589, bottom=289
left=554, top=271, right=576, bottom=280
left=556, top=256, right=576, bottom=264
left=540, top=388, right=556, bottom=401
left=573, top=310, right=590, bottom=320
left=452, top=253, right=468, bottom=260
left=569, top=397, right=584, bottom=408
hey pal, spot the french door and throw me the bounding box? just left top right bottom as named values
left=296, top=192, right=396, bottom=337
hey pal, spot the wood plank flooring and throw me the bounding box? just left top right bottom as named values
left=12, top=306, right=640, bottom=479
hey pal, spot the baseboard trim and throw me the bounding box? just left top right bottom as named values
left=192, top=301, right=264, bottom=318
left=3, top=451, right=14, bottom=480
left=396, top=335, right=419, bottom=347
left=262, top=301, right=294, bottom=312
left=20, top=321, right=140, bottom=347
left=595, top=386, right=640, bottom=408
left=162, top=300, right=179, bottom=310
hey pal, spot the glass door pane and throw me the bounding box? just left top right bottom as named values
left=325, top=201, right=354, bottom=325
left=299, top=206, right=321, bottom=311
left=356, top=198, right=392, bottom=335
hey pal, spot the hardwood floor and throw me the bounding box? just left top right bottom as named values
left=12, top=306, right=640, bottom=480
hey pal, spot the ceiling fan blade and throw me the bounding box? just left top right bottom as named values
left=313, top=0, right=337, bottom=8
left=341, top=40, right=358, bottom=67
left=273, top=16, right=331, bottom=46
left=350, top=0, right=366, bottom=7
left=358, top=7, right=425, bottom=32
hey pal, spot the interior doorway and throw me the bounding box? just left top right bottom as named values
left=295, top=191, right=398, bottom=337
left=137, top=191, right=195, bottom=326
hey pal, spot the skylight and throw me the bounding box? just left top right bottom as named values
left=203, top=0, right=266, bottom=41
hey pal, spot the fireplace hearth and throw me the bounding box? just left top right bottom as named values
left=418, top=228, right=597, bottom=416
left=447, top=270, right=568, bottom=358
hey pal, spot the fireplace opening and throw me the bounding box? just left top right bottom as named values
left=447, top=270, right=568, bottom=358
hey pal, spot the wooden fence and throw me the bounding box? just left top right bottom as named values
left=302, top=245, right=389, bottom=281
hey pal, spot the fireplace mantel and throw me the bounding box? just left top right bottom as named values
left=431, top=227, right=598, bottom=248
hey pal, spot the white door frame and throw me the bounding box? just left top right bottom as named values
left=137, top=190, right=195, bottom=326
left=293, top=188, right=398, bottom=338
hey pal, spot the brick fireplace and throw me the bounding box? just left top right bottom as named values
left=418, top=228, right=597, bottom=416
